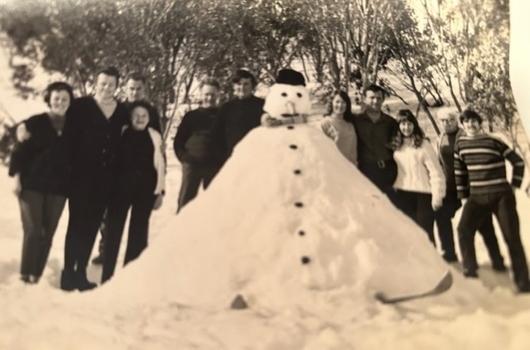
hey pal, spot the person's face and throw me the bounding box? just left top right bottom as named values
left=126, top=79, right=146, bottom=102
left=439, top=115, right=459, bottom=133
left=49, top=90, right=71, bottom=117
left=364, top=90, right=384, bottom=113
left=95, top=73, right=118, bottom=101
left=233, top=77, right=254, bottom=99
left=399, top=120, right=414, bottom=137
left=331, top=94, right=347, bottom=116
left=200, top=84, right=219, bottom=108
left=131, top=106, right=150, bottom=131
left=462, top=118, right=481, bottom=136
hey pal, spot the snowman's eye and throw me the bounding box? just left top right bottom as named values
left=297, top=93, right=302, bottom=98
left=281, top=92, right=288, bottom=97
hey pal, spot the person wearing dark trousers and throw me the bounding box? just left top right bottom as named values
left=61, top=67, right=129, bottom=291
left=92, top=72, right=162, bottom=266
left=391, top=109, right=446, bottom=243
left=455, top=110, right=530, bottom=293
left=353, top=84, right=399, bottom=203
left=213, top=69, right=265, bottom=164
left=174, top=78, right=224, bottom=212
left=8, top=82, right=73, bottom=284
left=435, top=108, right=505, bottom=267
left=101, top=101, right=165, bottom=283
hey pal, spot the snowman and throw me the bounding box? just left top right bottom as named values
left=100, top=69, right=452, bottom=311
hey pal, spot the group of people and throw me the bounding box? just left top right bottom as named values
left=9, top=68, right=165, bottom=290
left=7, top=65, right=530, bottom=294
left=307, top=85, right=529, bottom=293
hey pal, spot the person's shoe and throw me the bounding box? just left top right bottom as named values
left=91, top=254, right=104, bottom=265
left=492, top=261, right=508, bottom=272
left=463, top=270, right=478, bottom=278
left=20, top=274, right=30, bottom=284
left=60, top=269, right=77, bottom=291
left=516, top=280, right=530, bottom=293
left=443, top=254, right=458, bottom=263
left=76, top=270, right=97, bottom=291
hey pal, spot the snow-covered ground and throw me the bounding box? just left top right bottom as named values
left=1, top=126, right=530, bottom=349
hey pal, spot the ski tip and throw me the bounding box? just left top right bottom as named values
left=375, top=270, right=453, bottom=304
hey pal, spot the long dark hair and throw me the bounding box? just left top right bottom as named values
left=325, top=90, right=354, bottom=123
left=391, top=109, right=427, bottom=149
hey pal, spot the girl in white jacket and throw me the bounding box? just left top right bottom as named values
left=391, top=109, right=446, bottom=244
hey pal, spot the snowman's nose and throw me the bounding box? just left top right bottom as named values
left=286, top=102, right=296, bottom=115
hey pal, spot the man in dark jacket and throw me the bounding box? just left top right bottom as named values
left=173, top=78, right=224, bottom=212
left=91, top=72, right=162, bottom=265
left=214, top=69, right=264, bottom=164
left=353, top=84, right=398, bottom=203
left=61, top=67, right=129, bottom=291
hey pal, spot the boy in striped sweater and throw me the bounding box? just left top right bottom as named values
left=455, top=110, right=530, bottom=292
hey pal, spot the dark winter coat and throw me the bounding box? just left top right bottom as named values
left=173, top=107, right=224, bottom=166
left=8, top=113, right=69, bottom=195
left=214, top=95, right=265, bottom=160
left=62, top=97, right=129, bottom=193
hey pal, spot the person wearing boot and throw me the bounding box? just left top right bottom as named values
left=91, top=72, right=162, bottom=266
left=455, top=110, right=530, bottom=293
left=435, top=107, right=506, bottom=269
left=9, top=82, right=73, bottom=284
left=173, top=78, right=224, bottom=212
left=61, top=67, right=129, bottom=291
left=101, top=101, right=165, bottom=283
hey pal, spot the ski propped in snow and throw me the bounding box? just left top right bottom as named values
left=375, top=270, right=453, bottom=304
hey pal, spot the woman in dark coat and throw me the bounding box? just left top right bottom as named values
left=9, top=82, right=74, bottom=284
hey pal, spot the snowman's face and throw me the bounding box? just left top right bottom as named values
left=263, top=84, right=312, bottom=118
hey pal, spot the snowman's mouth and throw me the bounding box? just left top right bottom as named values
left=281, top=113, right=300, bottom=118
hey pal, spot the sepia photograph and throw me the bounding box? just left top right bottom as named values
left=0, top=0, right=529, bottom=348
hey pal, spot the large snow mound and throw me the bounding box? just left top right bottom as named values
left=101, top=124, right=452, bottom=312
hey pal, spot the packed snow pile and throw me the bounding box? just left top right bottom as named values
left=101, top=124, right=452, bottom=312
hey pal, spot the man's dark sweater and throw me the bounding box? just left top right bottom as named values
left=62, top=97, right=129, bottom=191
left=173, top=107, right=224, bottom=166
left=353, top=111, right=398, bottom=163
left=215, top=95, right=265, bottom=160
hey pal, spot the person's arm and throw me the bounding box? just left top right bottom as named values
left=61, top=99, right=83, bottom=167
left=454, top=140, right=469, bottom=199
left=498, top=139, right=525, bottom=189
left=320, top=119, right=338, bottom=141
left=149, top=105, right=163, bottom=134
left=350, top=123, right=358, bottom=166
left=423, top=140, right=446, bottom=210
left=211, top=104, right=229, bottom=164
left=173, top=112, right=192, bottom=163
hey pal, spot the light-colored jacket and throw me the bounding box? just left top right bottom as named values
left=393, top=138, right=446, bottom=206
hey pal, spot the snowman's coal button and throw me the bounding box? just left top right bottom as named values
left=298, top=230, right=305, bottom=236
left=301, top=256, right=311, bottom=264
left=294, top=202, right=304, bottom=208
left=294, top=169, right=302, bottom=175
left=287, top=125, right=294, bottom=130
left=289, top=144, right=298, bottom=150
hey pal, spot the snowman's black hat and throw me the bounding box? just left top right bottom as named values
left=276, top=69, right=305, bottom=87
